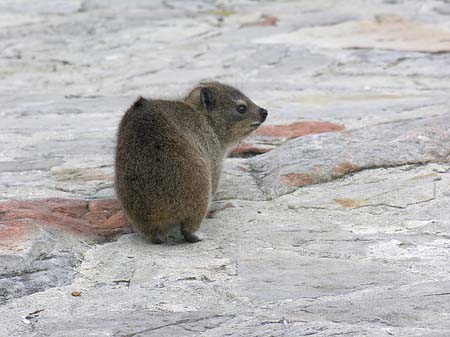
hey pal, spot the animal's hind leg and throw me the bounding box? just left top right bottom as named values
left=180, top=167, right=211, bottom=243
left=141, top=225, right=166, bottom=244
left=181, top=206, right=208, bottom=243
left=151, top=228, right=165, bottom=244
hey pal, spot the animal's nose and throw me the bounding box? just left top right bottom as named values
left=259, top=108, right=268, bottom=121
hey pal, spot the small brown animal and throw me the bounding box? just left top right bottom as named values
left=115, top=82, right=268, bottom=244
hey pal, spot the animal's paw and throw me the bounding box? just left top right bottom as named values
left=181, top=230, right=203, bottom=243
left=151, top=231, right=165, bottom=244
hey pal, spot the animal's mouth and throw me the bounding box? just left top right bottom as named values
left=250, top=122, right=262, bottom=128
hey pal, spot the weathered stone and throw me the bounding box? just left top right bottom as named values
left=255, top=121, right=344, bottom=139
left=230, top=121, right=344, bottom=158
left=250, top=115, right=450, bottom=198
left=241, top=14, right=279, bottom=27
left=88, top=198, right=121, bottom=213
left=0, top=198, right=129, bottom=246
left=206, top=202, right=235, bottom=218
left=256, top=15, right=450, bottom=53
left=2, top=0, right=450, bottom=336
left=216, top=159, right=265, bottom=201
left=229, top=143, right=273, bottom=158
left=1, top=162, right=450, bottom=336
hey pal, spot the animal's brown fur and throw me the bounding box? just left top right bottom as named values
left=115, top=82, right=268, bottom=243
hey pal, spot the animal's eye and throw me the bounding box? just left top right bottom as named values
left=237, top=105, right=247, bottom=114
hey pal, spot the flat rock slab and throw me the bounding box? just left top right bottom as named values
left=0, top=198, right=128, bottom=251
left=249, top=114, right=450, bottom=199
left=2, top=0, right=450, bottom=336
left=0, top=198, right=129, bottom=305
left=1, top=163, right=450, bottom=336
left=256, top=15, right=450, bottom=53
left=230, top=121, right=344, bottom=157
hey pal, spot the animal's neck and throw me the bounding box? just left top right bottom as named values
left=206, top=117, right=228, bottom=150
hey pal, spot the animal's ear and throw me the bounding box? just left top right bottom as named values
left=132, top=96, right=145, bottom=109
left=200, top=87, right=213, bottom=112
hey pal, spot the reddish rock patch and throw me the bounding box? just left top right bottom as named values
left=0, top=198, right=130, bottom=249
left=229, top=143, right=272, bottom=158
left=241, top=14, right=279, bottom=27
left=0, top=198, right=238, bottom=249
left=0, top=219, right=34, bottom=251
left=207, top=202, right=235, bottom=218
left=281, top=173, right=315, bottom=188
left=88, top=199, right=121, bottom=212
left=239, top=165, right=252, bottom=172
left=334, top=198, right=367, bottom=209
left=255, top=121, right=344, bottom=139
left=333, top=161, right=356, bottom=176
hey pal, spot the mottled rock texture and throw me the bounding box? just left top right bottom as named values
left=1, top=0, right=450, bottom=336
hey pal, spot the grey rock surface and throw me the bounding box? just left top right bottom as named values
left=249, top=115, right=450, bottom=198
left=1, top=0, right=450, bottom=336
left=0, top=230, right=87, bottom=305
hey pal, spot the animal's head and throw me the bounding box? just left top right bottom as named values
left=184, top=81, right=268, bottom=146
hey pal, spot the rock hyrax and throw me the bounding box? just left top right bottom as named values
left=115, top=81, right=268, bottom=244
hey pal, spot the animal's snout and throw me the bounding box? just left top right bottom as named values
left=259, top=108, right=268, bottom=122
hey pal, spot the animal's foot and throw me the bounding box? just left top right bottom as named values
left=151, top=230, right=165, bottom=244
left=181, top=230, right=203, bottom=243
